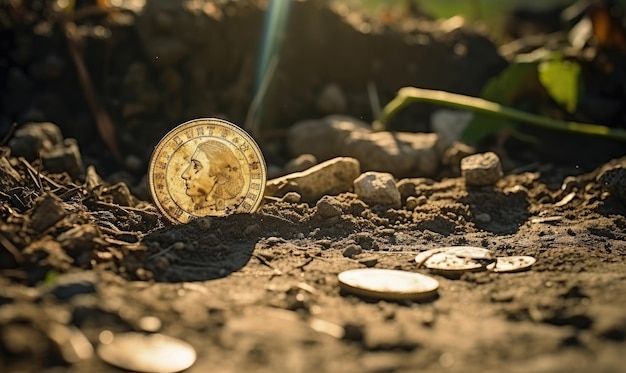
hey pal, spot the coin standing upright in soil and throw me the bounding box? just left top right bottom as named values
left=148, top=118, right=267, bottom=223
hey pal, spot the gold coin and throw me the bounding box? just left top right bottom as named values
left=486, top=256, right=536, bottom=273
left=338, top=268, right=439, bottom=301
left=148, top=118, right=267, bottom=224
left=97, top=332, right=196, bottom=373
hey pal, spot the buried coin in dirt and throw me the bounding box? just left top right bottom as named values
left=487, top=255, right=536, bottom=273
left=415, top=246, right=494, bottom=275
left=96, top=332, right=196, bottom=373
left=338, top=268, right=439, bottom=301
left=148, top=118, right=267, bottom=224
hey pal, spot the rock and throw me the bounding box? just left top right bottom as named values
left=354, top=172, right=401, bottom=208
left=8, top=122, right=63, bottom=161
left=461, top=152, right=503, bottom=186
left=30, top=194, right=67, bottom=232
left=442, top=141, right=475, bottom=176
left=396, top=178, right=434, bottom=200
left=102, top=182, right=138, bottom=207
left=288, top=116, right=371, bottom=162
left=345, top=131, right=441, bottom=178
left=284, top=154, right=317, bottom=174
left=280, top=192, right=302, bottom=204
left=316, top=196, right=343, bottom=218
left=597, top=166, right=626, bottom=203
left=406, top=196, right=419, bottom=211
left=358, top=257, right=379, bottom=267
left=288, top=116, right=442, bottom=178
left=41, top=138, right=84, bottom=178
left=57, top=224, right=100, bottom=258
left=266, top=157, right=360, bottom=202
left=430, top=109, right=474, bottom=148
left=342, top=244, right=363, bottom=258
left=316, top=83, right=347, bottom=114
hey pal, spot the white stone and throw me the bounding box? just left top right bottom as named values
left=353, top=172, right=401, bottom=208
left=266, top=157, right=360, bottom=202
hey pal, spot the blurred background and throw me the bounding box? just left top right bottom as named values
left=2, top=0, right=626, bottom=193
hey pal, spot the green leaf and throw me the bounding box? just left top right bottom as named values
left=44, top=270, right=59, bottom=285
left=538, top=59, right=581, bottom=113
left=461, top=62, right=537, bottom=144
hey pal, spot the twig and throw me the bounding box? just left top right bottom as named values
left=253, top=253, right=282, bottom=275
left=0, top=122, right=17, bottom=147
left=92, top=201, right=155, bottom=213
left=59, top=15, right=121, bottom=160
left=0, top=232, right=24, bottom=265
left=18, top=158, right=65, bottom=191
left=376, top=87, right=626, bottom=142
left=148, top=243, right=177, bottom=260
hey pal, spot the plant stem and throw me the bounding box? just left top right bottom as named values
left=375, top=87, right=626, bottom=142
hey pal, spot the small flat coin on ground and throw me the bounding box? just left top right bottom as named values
left=487, top=256, right=536, bottom=273
left=415, top=246, right=493, bottom=275
left=97, top=332, right=196, bottom=373
left=442, top=246, right=494, bottom=260
left=338, top=268, right=439, bottom=301
left=421, top=252, right=485, bottom=273
left=148, top=118, right=267, bottom=224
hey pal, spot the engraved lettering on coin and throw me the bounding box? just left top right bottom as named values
left=148, top=118, right=267, bottom=224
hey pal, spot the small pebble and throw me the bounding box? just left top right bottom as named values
left=316, top=196, right=343, bottom=218
left=342, top=244, right=363, bottom=258
left=598, top=166, right=626, bottom=203
left=461, top=152, right=503, bottom=186
left=475, top=213, right=491, bottom=224
left=354, top=172, right=401, bottom=208
left=153, top=256, right=170, bottom=270
left=406, top=196, right=419, bottom=211
left=138, top=316, right=162, bottom=333
left=196, top=217, right=212, bottom=230
left=265, top=237, right=283, bottom=246
left=358, top=257, right=378, bottom=267
left=280, top=192, right=302, bottom=204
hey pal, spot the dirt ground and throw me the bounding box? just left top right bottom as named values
left=1, top=147, right=626, bottom=373
left=2, top=1, right=626, bottom=372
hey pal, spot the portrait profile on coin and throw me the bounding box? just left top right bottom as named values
left=181, top=141, right=245, bottom=212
